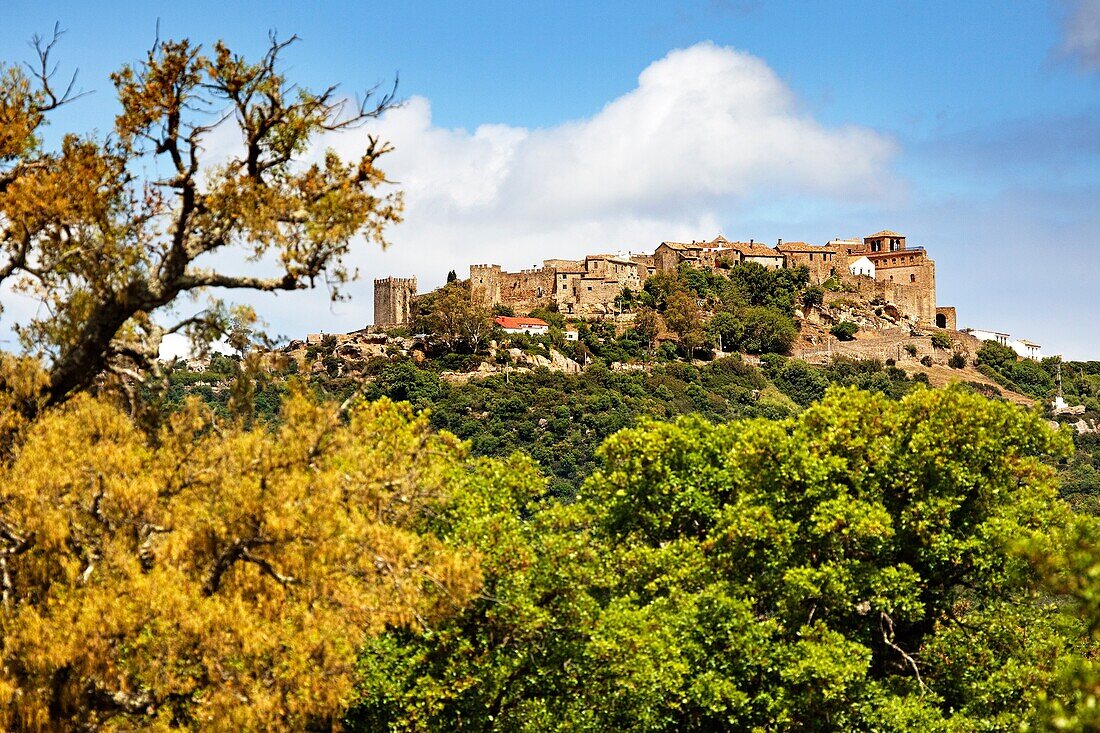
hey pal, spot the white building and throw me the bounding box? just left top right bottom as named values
left=848, top=256, right=875, bottom=278
left=1011, top=339, right=1042, bottom=361
left=494, top=316, right=550, bottom=336
left=962, top=328, right=1011, bottom=346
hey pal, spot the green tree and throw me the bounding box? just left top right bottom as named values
left=348, top=386, right=1078, bottom=732
left=634, top=307, right=661, bottom=353
left=740, top=306, right=798, bottom=354
left=708, top=310, right=742, bottom=353
left=729, top=262, right=809, bottom=314
left=664, top=291, right=708, bottom=358
left=429, top=280, right=493, bottom=351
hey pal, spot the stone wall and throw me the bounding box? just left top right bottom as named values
left=373, top=277, right=417, bottom=327
left=499, top=268, right=556, bottom=311
left=873, top=253, right=936, bottom=326
left=936, top=306, right=957, bottom=330
left=562, top=276, right=623, bottom=316
left=779, top=250, right=840, bottom=284
left=654, top=244, right=688, bottom=273
left=470, top=264, right=502, bottom=306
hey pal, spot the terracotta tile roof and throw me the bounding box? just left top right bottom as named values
left=495, top=316, right=549, bottom=329
left=659, top=241, right=700, bottom=251
left=867, top=229, right=903, bottom=238
left=730, top=241, right=782, bottom=258
left=776, top=241, right=838, bottom=253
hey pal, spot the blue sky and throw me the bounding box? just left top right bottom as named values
left=4, top=0, right=1099, bottom=357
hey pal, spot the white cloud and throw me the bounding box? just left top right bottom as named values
left=305, top=41, right=899, bottom=331
left=3, top=42, right=901, bottom=348
left=1061, top=0, right=1100, bottom=69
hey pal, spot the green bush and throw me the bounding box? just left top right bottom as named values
left=931, top=332, right=952, bottom=350
left=831, top=321, right=859, bottom=341
left=904, top=344, right=918, bottom=357
left=949, top=351, right=968, bottom=369
left=802, top=286, right=825, bottom=308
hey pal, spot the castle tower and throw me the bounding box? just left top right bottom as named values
left=373, top=276, right=417, bottom=328
left=469, top=264, right=502, bottom=306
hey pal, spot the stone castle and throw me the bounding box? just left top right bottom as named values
left=373, top=276, right=417, bottom=328
left=375, top=229, right=952, bottom=329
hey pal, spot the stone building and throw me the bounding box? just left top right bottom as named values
left=730, top=240, right=785, bottom=271
left=373, top=276, right=417, bottom=327
left=460, top=227, right=948, bottom=329
left=775, top=240, right=839, bottom=283
left=470, top=264, right=550, bottom=310
left=935, top=306, right=957, bottom=330
left=654, top=236, right=738, bottom=273
left=860, top=232, right=937, bottom=326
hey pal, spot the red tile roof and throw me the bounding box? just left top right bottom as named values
left=495, top=316, right=550, bottom=329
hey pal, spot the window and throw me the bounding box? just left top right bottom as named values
left=910, top=274, right=916, bottom=283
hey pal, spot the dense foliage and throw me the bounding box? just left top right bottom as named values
left=347, top=386, right=1086, bottom=732
left=0, top=382, right=494, bottom=730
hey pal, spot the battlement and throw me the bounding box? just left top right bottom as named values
left=374, top=275, right=417, bottom=328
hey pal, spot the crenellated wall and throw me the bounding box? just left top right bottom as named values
left=374, top=277, right=417, bottom=327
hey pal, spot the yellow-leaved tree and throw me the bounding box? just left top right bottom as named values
left=0, top=382, right=495, bottom=731
left=0, top=28, right=402, bottom=409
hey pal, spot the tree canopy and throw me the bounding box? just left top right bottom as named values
left=347, top=386, right=1085, bottom=732
left=0, top=385, right=489, bottom=730
left=0, top=30, right=401, bottom=408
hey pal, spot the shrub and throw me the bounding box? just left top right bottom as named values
left=831, top=321, right=859, bottom=341
left=904, top=344, right=918, bottom=357
left=921, top=355, right=934, bottom=367
left=802, top=286, right=825, bottom=309
left=931, top=332, right=952, bottom=350
left=949, top=351, right=968, bottom=369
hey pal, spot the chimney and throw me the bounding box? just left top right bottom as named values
left=777, top=238, right=782, bottom=245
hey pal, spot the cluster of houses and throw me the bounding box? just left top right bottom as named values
left=373, top=228, right=1045, bottom=362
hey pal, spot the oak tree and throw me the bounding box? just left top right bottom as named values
left=0, top=387, right=484, bottom=730
left=0, top=29, right=402, bottom=408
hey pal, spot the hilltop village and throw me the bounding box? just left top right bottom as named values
left=376, top=229, right=957, bottom=337
left=360, top=229, right=1059, bottom=374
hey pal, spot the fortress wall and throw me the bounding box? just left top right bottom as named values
left=781, top=252, right=840, bottom=284
left=470, top=264, right=502, bottom=306
left=374, top=277, right=417, bottom=327
left=569, top=278, right=624, bottom=316
left=499, top=268, right=556, bottom=311
left=876, top=258, right=936, bottom=325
